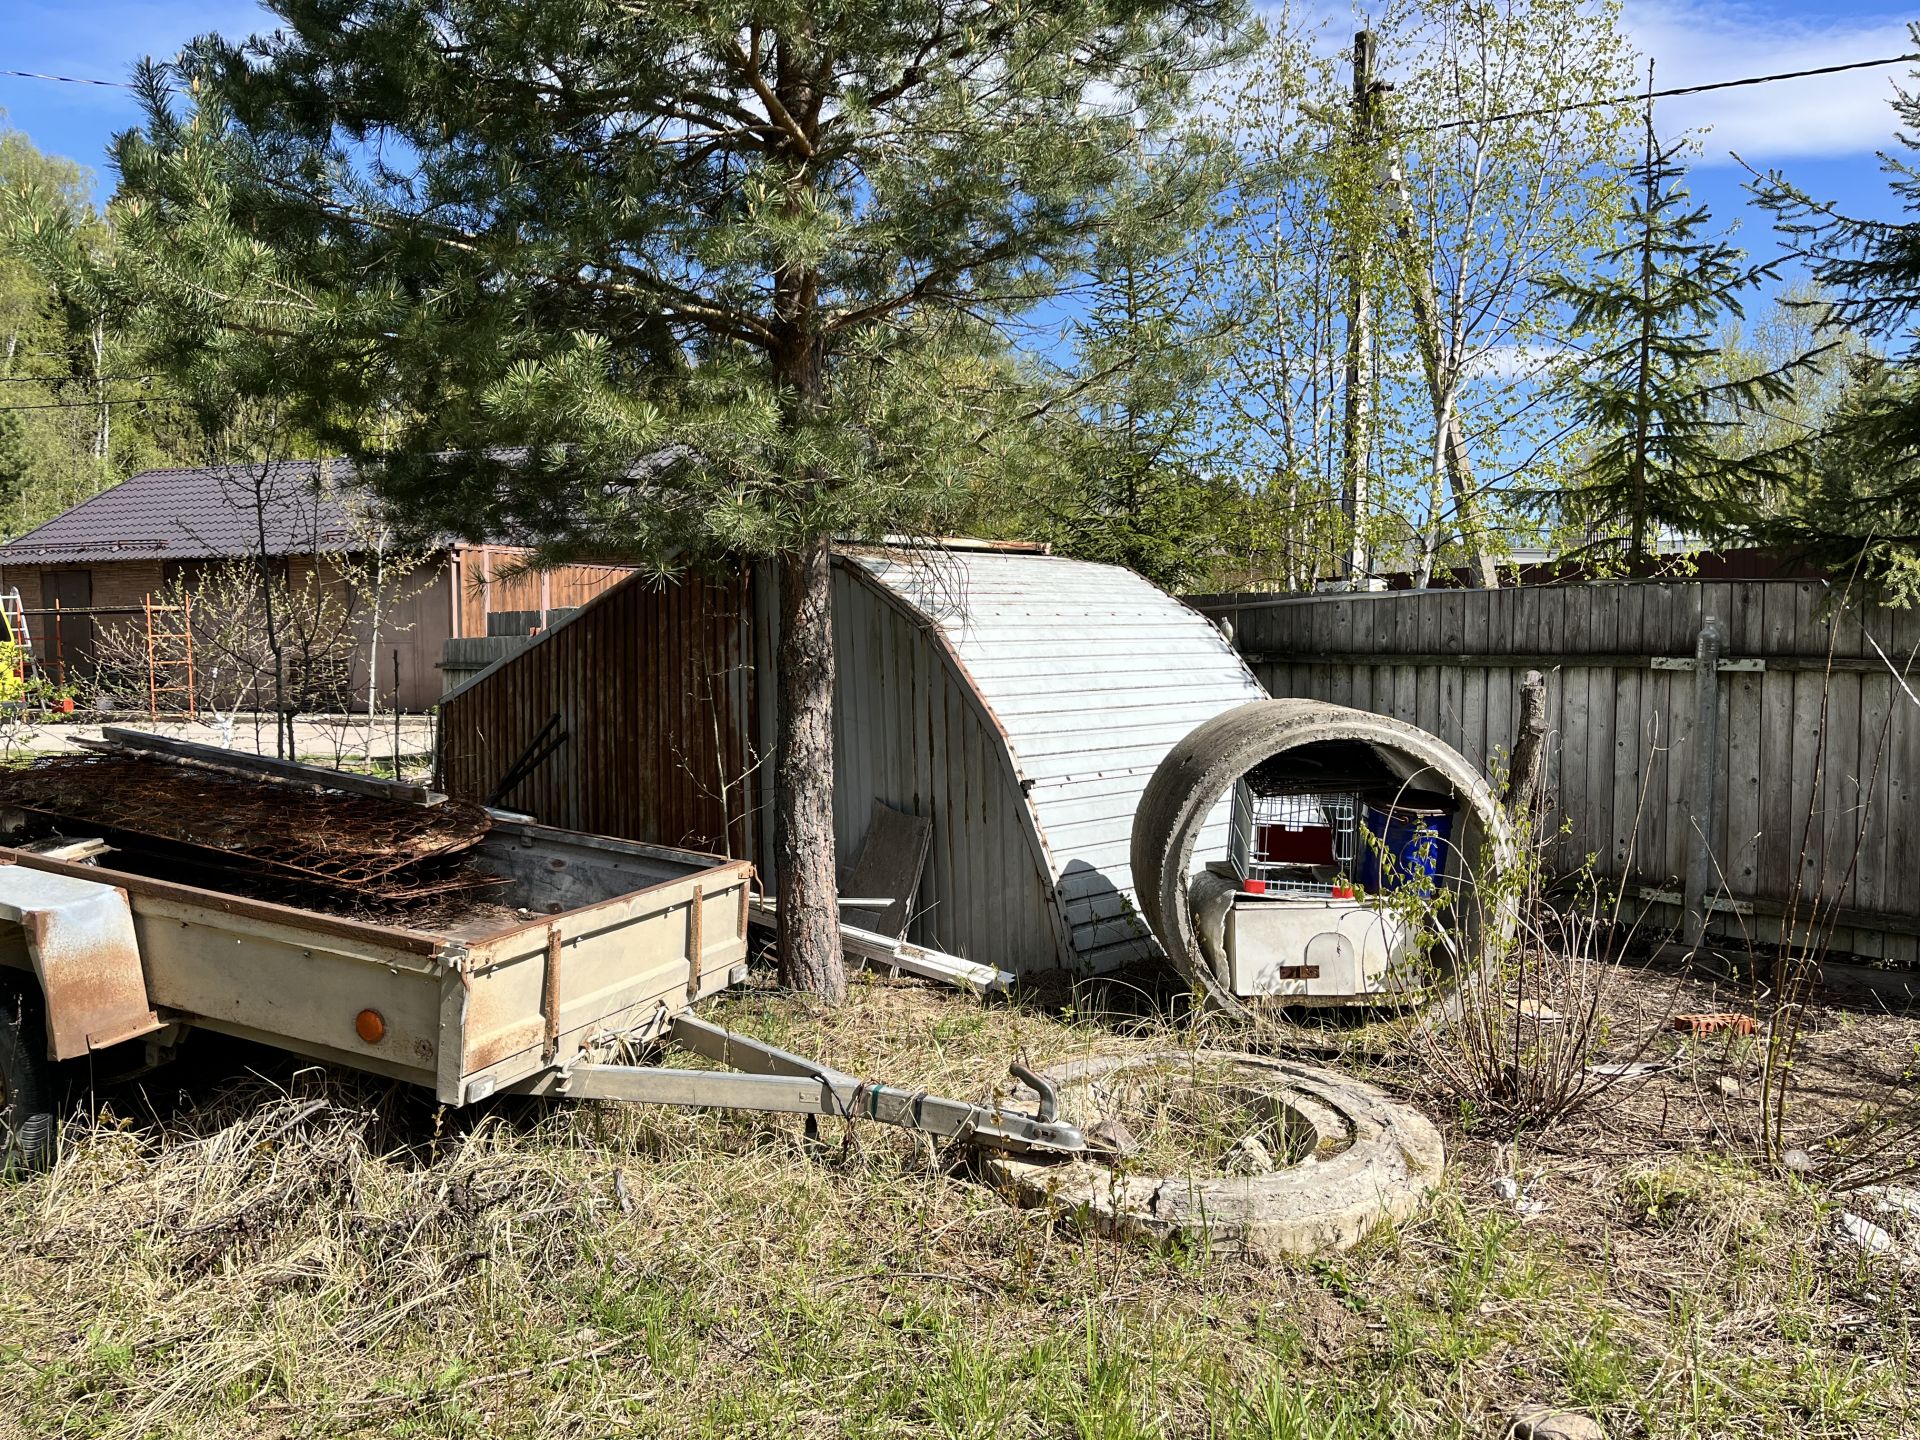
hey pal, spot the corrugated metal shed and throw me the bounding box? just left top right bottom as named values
left=839, top=550, right=1265, bottom=970
left=437, top=545, right=1264, bottom=977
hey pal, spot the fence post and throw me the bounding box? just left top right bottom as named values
left=1684, top=616, right=1724, bottom=952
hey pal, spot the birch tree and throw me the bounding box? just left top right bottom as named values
left=1382, top=0, right=1633, bottom=585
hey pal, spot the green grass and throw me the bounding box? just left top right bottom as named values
left=0, top=973, right=1913, bottom=1439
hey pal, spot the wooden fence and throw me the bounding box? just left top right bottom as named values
left=1190, top=580, right=1920, bottom=963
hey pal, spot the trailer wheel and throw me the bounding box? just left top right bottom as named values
left=0, top=977, right=55, bottom=1174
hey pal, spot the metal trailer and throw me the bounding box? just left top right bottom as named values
left=0, top=752, right=1086, bottom=1170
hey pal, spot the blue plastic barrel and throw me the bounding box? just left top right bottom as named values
left=1355, top=805, right=1451, bottom=894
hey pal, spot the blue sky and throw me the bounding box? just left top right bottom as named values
left=0, top=0, right=1913, bottom=268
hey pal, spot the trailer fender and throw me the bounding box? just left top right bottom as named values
left=0, top=865, right=161, bottom=1060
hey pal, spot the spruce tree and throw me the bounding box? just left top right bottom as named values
left=1541, top=93, right=1801, bottom=567
left=69, top=0, right=1246, bottom=1000
left=1746, top=29, right=1920, bottom=592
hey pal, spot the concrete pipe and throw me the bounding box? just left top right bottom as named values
left=1130, top=698, right=1515, bottom=1017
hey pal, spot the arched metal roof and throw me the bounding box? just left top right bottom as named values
left=847, top=549, right=1266, bottom=970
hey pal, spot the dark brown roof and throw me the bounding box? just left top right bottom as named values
left=0, top=462, right=409, bottom=566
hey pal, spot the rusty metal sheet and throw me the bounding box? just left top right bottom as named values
left=438, top=569, right=753, bottom=858
left=0, top=865, right=160, bottom=1060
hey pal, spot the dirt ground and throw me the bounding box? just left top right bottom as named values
left=0, top=955, right=1915, bottom=1439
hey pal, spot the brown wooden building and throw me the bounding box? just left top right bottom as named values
left=0, top=463, right=632, bottom=711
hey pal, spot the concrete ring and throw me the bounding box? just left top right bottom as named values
left=988, top=1049, right=1444, bottom=1258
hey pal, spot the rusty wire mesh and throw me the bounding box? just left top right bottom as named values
left=0, top=753, right=501, bottom=910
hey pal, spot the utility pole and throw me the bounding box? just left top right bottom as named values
left=1339, top=30, right=1381, bottom=587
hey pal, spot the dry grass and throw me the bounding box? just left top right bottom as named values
left=0, top=966, right=1915, bottom=1439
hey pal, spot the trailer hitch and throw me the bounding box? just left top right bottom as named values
left=537, top=1013, right=1088, bottom=1160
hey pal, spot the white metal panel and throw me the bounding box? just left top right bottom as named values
left=851, top=550, right=1265, bottom=972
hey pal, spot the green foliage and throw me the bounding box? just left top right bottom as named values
left=0, top=119, right=201, bottom=538
left=1538, top=101, right=1808, bottom=566
left=1194, top=0, right=1632, bottom=591
left=1743, top=30, right=1920, bottom=595
left=93, top=0, right=1250, bottom=569
left=1775, top=355, right=1920, bottom=601
left=975, top=144, right=1241, bottom=591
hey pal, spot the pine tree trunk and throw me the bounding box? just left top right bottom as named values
left=774, top=531, right=846, bottom=1003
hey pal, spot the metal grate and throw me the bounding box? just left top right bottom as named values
left=0, top=753, right=502, bottom=910
left=1228, top=783, right=1361, bottom=898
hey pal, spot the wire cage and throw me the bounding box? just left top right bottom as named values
left=1227, top=781, right=1361, bottom=898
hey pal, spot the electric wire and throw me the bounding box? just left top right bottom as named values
left=0, top=69, right=131, bottom=89
left=4, top=50, right=1919, bottom=135
left=1401, top=52, right=1920, bottom=136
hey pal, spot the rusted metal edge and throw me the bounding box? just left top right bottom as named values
left=686, top=883, right=704, bottom=997
left=542, top=925, right=563, bottom=1064
left=96, top=727, right=448, bottom=806
left=0, top=849, right=448, bottom=957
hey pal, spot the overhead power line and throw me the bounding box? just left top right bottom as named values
left=1409, top=52, right=1920, bottom=135
left=0, top=69, right=132, bottom=90
left=4, top=48, right=1918, bottom=136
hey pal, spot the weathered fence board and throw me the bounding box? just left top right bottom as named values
left=1195, top=580, right=1920, bottom=959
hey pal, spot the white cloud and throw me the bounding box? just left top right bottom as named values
left=1463, top=342, right=1574, bottom=383
left=1625, top=1, right=1913, bottom=164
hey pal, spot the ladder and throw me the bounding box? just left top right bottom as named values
left=143, top=593, right=197, bottom=721
left=0, top=587, right=33, bottom=661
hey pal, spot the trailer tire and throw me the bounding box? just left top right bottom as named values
left=0, top=976, right=55, bottom=1174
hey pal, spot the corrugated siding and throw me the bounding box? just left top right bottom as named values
left=746, top=562, right=1063, bottom=976
left=849, top=551, right=1266, bottom=971
left=438, top=569, right=753, bottom=856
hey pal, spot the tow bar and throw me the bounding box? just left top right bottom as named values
left=532, top=1012, right=1090, bottom=1160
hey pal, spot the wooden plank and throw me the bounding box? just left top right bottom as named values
left=1644, top=677, right=1679, bottom=895
left=1785, top=665, right=1828, bottom=929
left=1460, top=593, right=1492, bottom=772
left=840, top=802, right=933, bottom=941
left=1730, top=582, right=1766, bottom=657
left=1439, top=654, right=1463, bottom=757
left=1559, top=663, right=1590, bottom=876
left=1708, top=651, right=1734, bottom=913
left=1581, top=658, right=1616, bottom=880
left=1723, top=665, right=1763, bottom=903
left=1328, top=597, right=1354, bottom=709
left=1485, top=654, right=1515, bottom=783
left=1852, top=673, right=1893, bottom=920
left=1608, top=586, right=1647, bottom=885
left=97, top=726, right=447, bottom=806
left=1440, top=591, right=1467, bottom=656
left=1393, top=600, right=1418, bottom=723
left=1415, top=661, right=1441, bottom=738
left=1822, top=669, right=1865, bottom=915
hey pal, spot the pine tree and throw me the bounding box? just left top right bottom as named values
left=77, top=1, right=1247, bottom=999
left=1541, top=92, right=1802, bottom=567
left=1746, top=29, right=1920, bottom=592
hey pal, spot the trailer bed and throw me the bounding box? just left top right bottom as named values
left=0, top=822, right=752, bottom=1104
